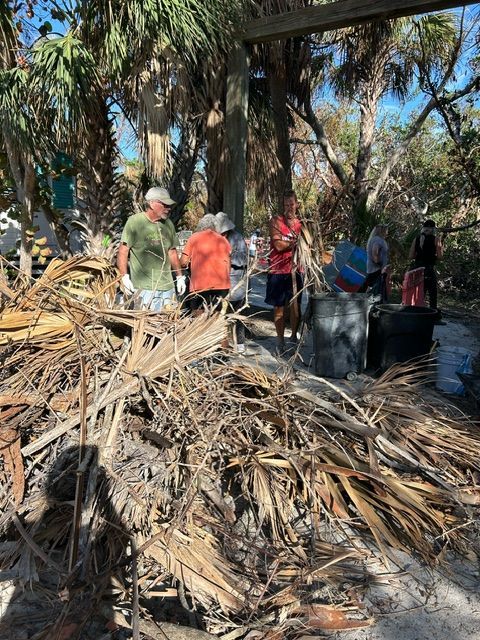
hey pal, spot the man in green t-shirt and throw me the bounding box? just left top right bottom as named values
left=117, top=187, right=186, bottom=310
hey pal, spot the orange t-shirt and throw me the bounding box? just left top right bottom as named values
left=182, top=229, right=231, bottom=292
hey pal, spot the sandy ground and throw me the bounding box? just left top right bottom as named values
left=244, top=274, right=480, bottom=387
left=329, top=552, right=480, bottom=640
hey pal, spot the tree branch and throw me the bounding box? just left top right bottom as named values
left=289, top=94, right=350, bottom=187
left=439, top=218, right=480, bottom=233
left=367, top=32, right=467, bottom=208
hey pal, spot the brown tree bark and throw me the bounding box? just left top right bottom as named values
left=3, top=136, right=36, bottom=276
left=268, top=48, right=292, bottom=210
left=297, top=94, right=350, bottom=187
left=169, top=120, right=203, bottom=225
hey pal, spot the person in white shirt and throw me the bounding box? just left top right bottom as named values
left=364, top=224, right=389, bottom=301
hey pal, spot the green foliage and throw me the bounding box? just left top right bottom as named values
left=330, top=13, right=457, bottom=103
left=440, top=228, right=480, bottom=307
left=371, top=112, right=480, bottom=304
left=244, top=190, right=269, bottom=236
left=31, top=34, right=102, bottom=146
left=0, top=66, right=35, bottom=152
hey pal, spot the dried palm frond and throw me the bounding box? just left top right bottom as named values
left=144, top=524, right=252, bottom=614
left=0, top=257, right=479, bottom=638
left=295, top=219, right=329, bottom=293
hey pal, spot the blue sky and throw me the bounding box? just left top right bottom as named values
left=25, top=1, right=480, bottom=162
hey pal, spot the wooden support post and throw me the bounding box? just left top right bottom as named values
left=242, top=0, right=479, bottom=43
left=225, top=0, right=476, bottom=233
left=224, top=42, right=249, bottom=232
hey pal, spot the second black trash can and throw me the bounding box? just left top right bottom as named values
left=311, top=292, right=369, bottom=378
left=367, top=304, right=437, bottom=371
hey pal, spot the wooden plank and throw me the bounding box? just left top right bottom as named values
left=243, top=0, right=478, bottom=43
left=223, top=42, right=250, bottom=232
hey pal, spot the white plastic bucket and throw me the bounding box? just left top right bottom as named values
left=436, top=346, right=473, bottom=394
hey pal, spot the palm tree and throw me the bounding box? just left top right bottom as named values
left=0, top=2, right=38, bottom=273
left=289, top=13, right=460, bottom=239
left=0, top=1, right=246, bottom=271
left=249, top=0, right=315, bottom=210
left=330, top=14, right=457, bottom=227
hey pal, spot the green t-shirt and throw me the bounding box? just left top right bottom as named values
left=121, top=213, right=179, bottom=291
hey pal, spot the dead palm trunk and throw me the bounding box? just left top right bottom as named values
left=205, top=96, right=225, bottom=213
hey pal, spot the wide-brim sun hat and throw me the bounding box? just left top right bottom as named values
left=215, top=211, right=235, bottom=234
left=145, top=187, right=176, bottom=205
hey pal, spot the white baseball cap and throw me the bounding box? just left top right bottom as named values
left=145, top=187, right=176, bottom=205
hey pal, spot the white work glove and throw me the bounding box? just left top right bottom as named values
left=121, top=273, right=135, bottom=295
left=176, top=275, right=187, bottom=296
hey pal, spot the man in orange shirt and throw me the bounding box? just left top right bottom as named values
left=180, top=214, right=231, bottom=313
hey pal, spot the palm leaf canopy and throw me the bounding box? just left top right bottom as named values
left=30, top=34, right=102, bottom=146
left=0, top=66, right=33, bottom=149
left=0, top=1, right=16, bottom=68
left=5, top=0, right=248, bottom=176
left=330, top=12, right=457, bottom=101
left=77, top=0, right=245, bottom=77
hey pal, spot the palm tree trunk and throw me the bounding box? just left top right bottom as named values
left=76, top=100, right=122, bottom=254
left=169, top=120, right=202, bottom=225
left=201, top=62, right=227, bottom=214
left=353, top=90, right=379, bottom=216
left=19, top=164, right=36, bottom=275
left=3, top=136, right=35, bottom=275
left=268, top=48, right=291, bottom=209
left=205, top=96, right=225, bottom=214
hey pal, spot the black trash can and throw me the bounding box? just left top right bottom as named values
left=311, top=292, right=369, bottom=378
left=368, top=304, right=437, bottom=371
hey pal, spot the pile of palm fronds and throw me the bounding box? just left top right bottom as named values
left=0, top=256, right=479, bottom=639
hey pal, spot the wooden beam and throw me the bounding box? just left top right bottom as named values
left=223, top=42, right=250, bottom=232
left=243, top=0, right=478, bottom=43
